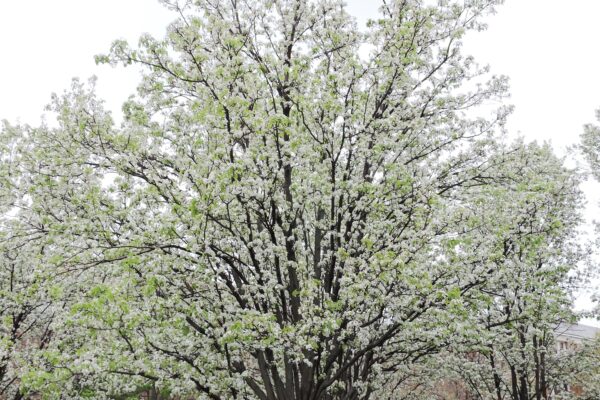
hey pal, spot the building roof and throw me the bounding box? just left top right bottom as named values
left=556, top=323, right=600, bottom=341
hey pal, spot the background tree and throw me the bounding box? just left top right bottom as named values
left=435, top=142, right=588, bottom=400
left=371, top=141, right=591, bottom=400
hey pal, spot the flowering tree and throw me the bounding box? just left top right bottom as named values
left=425, top=142, right=590, bottom=400
left=6, top=0, right=592, bottom=399
left=0, top=123, right=63, bottom=400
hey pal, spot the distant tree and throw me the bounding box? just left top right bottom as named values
left=4, top=1, right=589, bottom=399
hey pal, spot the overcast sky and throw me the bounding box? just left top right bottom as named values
left=1, top=0, right=599, bottom=323
left=2, top=1, right=599, bottom=146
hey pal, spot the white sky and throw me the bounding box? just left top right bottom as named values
left=0, top=0, right=599, bottom=324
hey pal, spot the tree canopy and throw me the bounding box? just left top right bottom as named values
left=0, top=1, right=596, bottom=399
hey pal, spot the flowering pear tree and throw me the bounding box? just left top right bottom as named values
left=5, top=0, right=583, bottom=399
left=0, top=226, right=56, bottom=400
left=429, top=142, right=588, bottom=400
left=0, top=123, right=64, bottom=400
